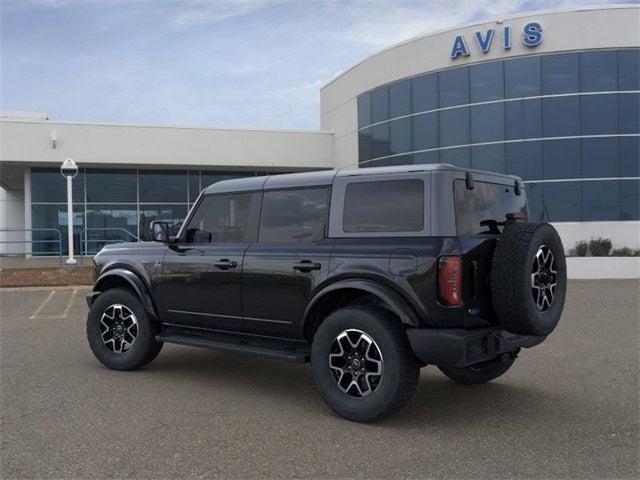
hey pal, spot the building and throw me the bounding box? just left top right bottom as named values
left=1, top=5, right=638, bottom=256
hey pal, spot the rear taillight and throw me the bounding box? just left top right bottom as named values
left=438, top=256, right=463, bottom=306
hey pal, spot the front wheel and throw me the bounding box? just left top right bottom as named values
left=438, top=353, right=516, bottom=385
left=311, top=306, right=420, bottom=423
left=87, top=288, right=163, bottom=371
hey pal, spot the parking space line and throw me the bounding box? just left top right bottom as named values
left=58, top=288, right=78, bottom=319
left=29, top=290, right=56, bottom=320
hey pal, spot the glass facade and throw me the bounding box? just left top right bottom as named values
left=30, top=168, right=282, bottom=254
left=357, top=48, right=640, bottom=222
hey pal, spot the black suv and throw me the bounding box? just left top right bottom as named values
left=86, top=164, right=566, bottom=422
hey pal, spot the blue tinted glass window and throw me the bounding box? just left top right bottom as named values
left=412, top=73, right=438, bottom=113
left=440, top=147, right=470, bottom=168
left=139, top=170, right=188, bottom=203
left=583, top=181, right=620, bottom=221
left=582, top=138, right=619, bottom=178
left=505, top=99, right=542, bottom=140
left=439, top=108, right=469, bottom=147
left=86, top=205, right=138, bottom=238
left=139, top=205, right=188, bottom=240
left=189, top=171, right=200, bottom=203
left=543, top=182, right=581, bottom=221
left=86, top=169, right=136, bottom=203
left=471, top=103, right=504, bottom=143
left=506, top=141, right=543, bottom=180
left=358, top=94, right=371, bottom=128
left=471, top=144, right=505, bottom=173
left=413, top=151, right=440, bottom=164
left=543, top=139, right=581, bottom=179
left=359, top=128, right=372, bottom=162
left=621, top=179, right=640, bottom=220
left=581, top=94, right=619, bottom=135
left=543, top=97, right=580, bottom=137
left=470, top=61, right=504, bottom=102
left=439, top=67, right=469, bottom=107
left=412, top=112, right=438, bottom=151
left=542, top=53, right=579, bottom=94
left=619, top=49, right=640, bottom=91
left=31, top=204, right=84, bottom=255
left=370, top=87, right=389, bottom=123
left=620, top=136, right=640, bottom=177
left=31, top=168, right=85, bottom=203
left=619, top=93, right=639, bottom=134
left=580, top=51, right=617, bottom=92
left=389, top=117, right=412, bottom=155
left=505, top=56, right=541, bottom=98
left=371, top=123, right=390, bottom=158
left=389, top=79, right=411, bottom=118
left=526, top=183, right=544, bottom=222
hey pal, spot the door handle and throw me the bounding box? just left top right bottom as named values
left=213, top=259, right=238, bottom=270
left=293, top=261, right=321, bottom=272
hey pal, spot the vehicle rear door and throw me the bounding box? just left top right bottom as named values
left=241, top=186, right=332, bottom=338
left=161, top=191, right=261, bottom=332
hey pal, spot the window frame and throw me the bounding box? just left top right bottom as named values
left=329, top=173, right=431, bottom=238
left=257, top=186, right=331, bottom=244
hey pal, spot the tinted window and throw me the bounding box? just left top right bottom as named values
left=343, top=180, right=424, bottom=233
left=505, top=56, right=541, bottom=98
left=618, top=49, right=640, bottom=91
left=370, top=87, right=389, bottom=123
left=390, top=117, right=412, bottom=155
left=412, top=112, right=438, bottom=151
left=470, top=61, right=504, bottom=102
left=200, top=171, right=250, bottom=191
left=505, top=99, right=542, bottom=140
left=581, top=94, right=618, bottom=135
left=31, top=204, right=84, bottom=255
left=471, top=144, right=505, bottom=173
left=358, top=94, right=371, bottom=128
left=454, top=180, right=527, bottom=236
left=506, top=141, right=543, bottom=180
left=259, top=188, right=328, bottom=243
left=619, top=93, right=639, bottom=134
left=542, top=53, right=579, bottom=94
left=413, top=151, right=440, bottom=164
left=139, top=205, right=188, bottom=240
left=439, top=108, right=469, bottom=147
left=582, top=138, right=619, bottom=178
left=31, top=168, right=84, bottom=203
left=471, top=103, right=504, bottom=143
left=371, top=123, right=390, bottom=158
left=86, top=205, right=138, bottom=238
left=188, top=171, right=200, bottom=203
left=543, top=182, right=581, bottom=221
left=358, top=128, right=372, bottom=162
left=389, top=79, right=411, bottom=118
left=86, top=170, right=136, bottom=203
left=526, top=183, right=544, bottom=222
left=621, top=180, right=640, bottom=220
left=620, top=136, right=640, bottom=177
left=543, top=97, right=580, bottom=137
left=439, top=67, right=469, bottom=107
left=440, top=147, right=470, bottom=168
left=580, top=51, right=617, bottom=92
left=139, top=170, right=187, bottom=203
left=412, top=73, right=438, bottom=113
left=582, top=181, right=619, bottom=221
left=185, top=193, right=257, bottom=244
left=543, top=139, right=581, bottom=179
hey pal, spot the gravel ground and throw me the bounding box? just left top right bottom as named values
left=1, top=280, right=638, bottom=479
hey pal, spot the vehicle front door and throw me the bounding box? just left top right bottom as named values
left=241, top=187, right=332, bottom=339
left=161, top=191, right=261, bottom=332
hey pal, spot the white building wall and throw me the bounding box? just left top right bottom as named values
left=0, top=186, right=25, bottom=254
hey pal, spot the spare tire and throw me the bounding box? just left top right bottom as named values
left=491, top=222, right=566, bottom=336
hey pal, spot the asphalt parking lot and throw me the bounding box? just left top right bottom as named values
left=1, top=280, right=638, bottom=479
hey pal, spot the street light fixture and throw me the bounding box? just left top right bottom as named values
left=60, top=158, right=78, bottom=265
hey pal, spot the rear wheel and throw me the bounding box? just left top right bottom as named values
left=311, top=306, right=420, bottom=423
left=87, top=288, right=163, bottom=371
left=438, top=353, right=516, bottom=385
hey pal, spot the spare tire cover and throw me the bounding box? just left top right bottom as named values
left=490, top=222, right=566, bottom=336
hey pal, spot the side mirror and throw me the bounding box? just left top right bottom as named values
left=150, top=221, right=169, bottom=242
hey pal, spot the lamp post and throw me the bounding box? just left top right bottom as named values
left=60, top=158, right=78, bottom=265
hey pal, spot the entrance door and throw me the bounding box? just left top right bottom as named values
left=161, top=191, right=261, bottom=332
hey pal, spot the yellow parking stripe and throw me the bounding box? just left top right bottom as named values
left=29, top=290, right=56, bottom=320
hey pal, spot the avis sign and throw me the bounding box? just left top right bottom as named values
left=450, top=22, right=543, bottom=59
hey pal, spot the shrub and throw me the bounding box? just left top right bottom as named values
left=610, top=247, right=640, bottom=257
left=574, top=240, right=589, bottom=257
left=589, top=237, right=612, bottom=257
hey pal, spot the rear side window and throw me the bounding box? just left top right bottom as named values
left=259, top=188, right=329, bottom=243
left=343, top=179, right=424, bottom=233
left=454, top=179, right=527, bottom=235
left=184, top=192, right=259, bottom=243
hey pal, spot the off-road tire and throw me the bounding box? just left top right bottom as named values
left=491, top=222, right=566, bottom=336
left=438, top=354, right=516, bottom=385
left=311, top=306, right=420, bottom=423
left=87, top=288, right=163, bottom=371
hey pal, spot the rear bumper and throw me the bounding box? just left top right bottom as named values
left=406, top=326, right=546, bottom=368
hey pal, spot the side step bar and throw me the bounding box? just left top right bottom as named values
left=156, top=327, right=310, bottom=363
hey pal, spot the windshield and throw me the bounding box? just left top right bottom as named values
left=454, top=179, right=527, bottom=235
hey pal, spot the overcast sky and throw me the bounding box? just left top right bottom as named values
left=0, top=0, right=629, bottom=130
